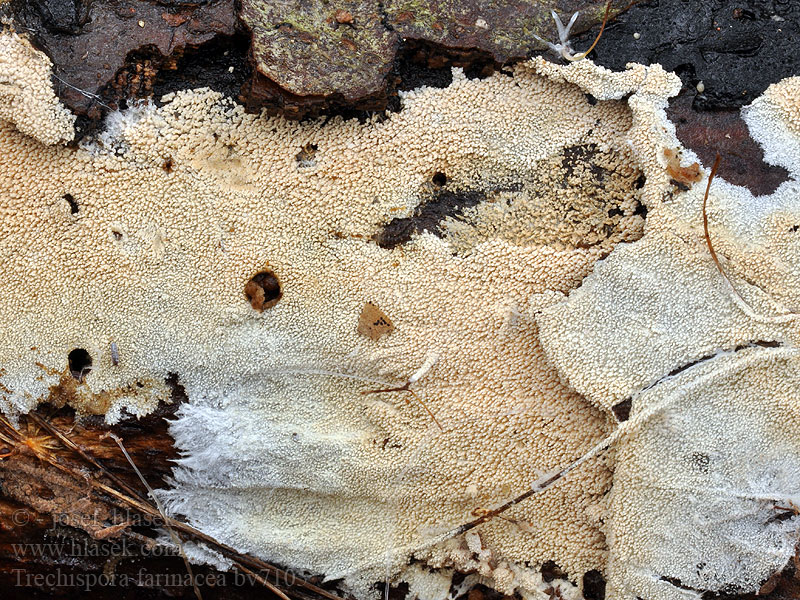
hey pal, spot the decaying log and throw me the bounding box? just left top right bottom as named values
left=0, top=397, right=343, bottom=600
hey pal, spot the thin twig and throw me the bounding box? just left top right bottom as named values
left=236, top=563, right=292, bottom=600
left=334, top=346, right=800, bottom=580
left=361, top=353, right=443, bottom=431
left=0, top=415, right=22, bottom=441
left=362, top=384, right=443, bottom=431
left=103, top=432, right=203, bottom=600
left=27, top=412, right=148, bottom=502
left=83, top=474, right=342, bottom=600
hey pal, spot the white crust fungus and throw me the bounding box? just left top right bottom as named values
left=605, top=346, right=800, bottom=600
left=2, top=27, right=798, bottom=600
left=538, top=61, right=800, bottom=600
left=743, top=76, right=800, bottom=177
left=0, top=31, right=74, bottom=144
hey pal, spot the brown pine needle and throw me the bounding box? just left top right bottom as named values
left=27, top=411, right=148, bottom=502
left=702, top=154, right=724, bottom=280
left=702, top=154, right=800, bottom=323
left=103, top=431, right=204, bottom=600
left=6, top=411, right=343, bottom=600
left=236, top=563, right=292, bottom=600
left=567, top=0, right=613, bottom=61
left=362, top=383, right=443, bottom=431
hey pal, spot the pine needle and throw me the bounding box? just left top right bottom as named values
left=103, top=431, right=204, bottom=600
left=702, top=154, right=800, bottom=323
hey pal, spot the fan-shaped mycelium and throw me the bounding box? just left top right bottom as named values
left=0, top=26, right=798, bottom=600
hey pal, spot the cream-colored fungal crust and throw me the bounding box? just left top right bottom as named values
left=538, top=71, right=800, bottom=598
left=6, top=26, right=798, bottom=600
left=538, top=94, right=800, bottom=410
left=0, top=38, right=676, bottom=597
left=537, top=177, right=800, bottom=409
left=763, top=77, right=800, bottom=137
left=0, top=44, right=666, bottom=595
left=443, top=145, right=645, bottom=255
left=0, top=31, right=74, bottom=144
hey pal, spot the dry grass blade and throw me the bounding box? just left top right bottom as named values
left=103, top=431, right=203, bottom=600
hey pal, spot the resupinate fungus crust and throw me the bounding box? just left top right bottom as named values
left=0, top=26, right=798, bottom=600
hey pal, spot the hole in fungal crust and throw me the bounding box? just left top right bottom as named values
left=432, top=172, right=447, bottom=186
left=611, top=398, right=632, bottom=422
left=111, top=227, right=124, bottom=241
left=375, top=188, right=488, bottom=249
left=296, top=143, right=318, bottom=168
left=244, top=271, right=282, bottom=311
left=541, top=560, right=567, bottom=583
left=67, top=348, right=92, bottom=382
left=582, top=570, right=606, bottom=600
left=63, top=193, right=79, bottom=214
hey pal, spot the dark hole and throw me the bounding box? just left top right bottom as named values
left=752, top=340, right=781, bottom=348
left=36, top=485, right=55, bottom=500
left=64, top=193, right=79, bottom=214
left=732, top=7, right=756, bottom=20
left=375, top=188, right=487, bottom=249
left=296, top=143, right=318, bottom=166
left=634, top=174, right=646, bottom=189
left=111, top=228, right=123, bottom=241
left=585, top=93, right=598, bottom=105
left=659, top=575, right=700, bottom=593
left=244, top=270, right=282, bottom=311
left=612, top=399, right=632, bottom=422
left=769, top=508, right=798, bottom=523
left=432, top=172, right=447, bottom=186
left=791, top=225, right=799, bottom=232
left=541, top=560, right=566, bottom=583
left=583, top=570, right=606, bottom=600
left=162, top=157, right=173, bottom=173
left=670, top=178, right=691, bottom=192
left=68, top=348, right=92, bottom=381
